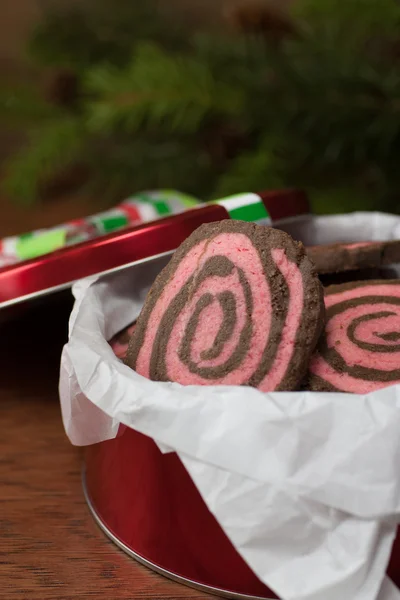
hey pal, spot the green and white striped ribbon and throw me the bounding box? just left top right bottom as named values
left=90, top=209, right=130, bottom=233
left=91, top=192, right=270, bottom=233
left=128, top=190, right=199, bottom=219
left=2, top=191, right=271, bottom=265
left=89, top=190, right=199, bottom=233
left=211, top=193, right=271, bottom=225
left=13, top=229, right=66, bottom=261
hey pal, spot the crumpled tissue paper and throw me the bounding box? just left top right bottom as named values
left=59, top=212, right=400, bottom=600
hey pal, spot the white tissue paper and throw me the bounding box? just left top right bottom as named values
left=59, top=212, right=400, bottom=600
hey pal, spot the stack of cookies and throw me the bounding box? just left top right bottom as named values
left=109, top=222, right=400, bottom=395
left=306, top=240, right=400, bottom=393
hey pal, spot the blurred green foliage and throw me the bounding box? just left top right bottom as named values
left=3, top=0, right=400, bottom=213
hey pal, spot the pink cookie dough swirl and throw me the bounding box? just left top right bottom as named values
left=109, top=322, right=137, bottom=359
left=126, top=220, right=324, bottom=392
left=309, top=280, right=400, bottom=394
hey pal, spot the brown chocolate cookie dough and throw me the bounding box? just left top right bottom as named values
left=319, top=267, right=399, bottom=287
left=307, top=240, right=400, bottom=275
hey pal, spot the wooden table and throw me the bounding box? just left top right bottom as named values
left=0, top=292, right=214, bottom=600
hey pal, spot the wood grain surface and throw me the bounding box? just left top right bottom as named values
left=0, top=292, right=214, bottom=600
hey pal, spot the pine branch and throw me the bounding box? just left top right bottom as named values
left=0, top=84, right=60, bottom=126
left=5, top=0, right=400, bottom=214
left=256, top=32, right=400, bottom=178
left=84, top=133, right=217, bottom=201
left=192, top=33, right=270, bottom=75
left=214, top=137, right=284, bottom=197
left=28, top=7, right=98, bottom=70
left=308, top=185, right=376, bottom=215
left=84, top=42, right=244, bottom=134
left=28, top=0, right=183, bottom=71
left=192, top=34, right=275, bottom=130
left=291, top=0, right=400, bottom=40
left=4, top=117, right=86, bottom=204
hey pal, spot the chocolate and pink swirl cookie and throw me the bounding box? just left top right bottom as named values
left=126, top=220, right=324, bottom=391
left=309, top=280, right=400, bottom=394
left=109, top=322, right=136, bottom=359
left=306, top=240, right=400, bottom=275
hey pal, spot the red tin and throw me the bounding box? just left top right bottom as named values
left=80, top=190, right=399, bottom=597
left=84, top=427, right=400, bottom=600
left=83, top=427, right=277, bottom=599
left=0, top=189, right=309, bottom=311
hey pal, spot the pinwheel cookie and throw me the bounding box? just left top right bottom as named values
left=309, top=280, right=400, bottom=394
left=126, top=220, right=324, bottom=392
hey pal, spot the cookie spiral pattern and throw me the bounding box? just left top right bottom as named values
left=309, top=280, right=400, bottom=394
left=126, top=220, right=323, bottom=392
left=110, top=322, right=136, bottom=359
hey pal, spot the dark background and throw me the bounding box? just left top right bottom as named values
left=0, top=0, right=291, bottom=238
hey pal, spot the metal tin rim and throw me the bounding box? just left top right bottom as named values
left=82, top=469, right=274, bottom=600
left=0, top=250, right=174, bottom=310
